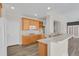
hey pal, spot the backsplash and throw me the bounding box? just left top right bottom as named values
left=22, top=29, right=43, bottom=36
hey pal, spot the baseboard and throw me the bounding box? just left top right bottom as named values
left=7, top=44, right=20, bottom=47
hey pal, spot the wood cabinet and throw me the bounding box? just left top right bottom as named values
left=22, top=34, right=45, bottom=45
left=33, top=20, right=43, bottom=29
left=33, top=20, right=39, bottom=30
left=38, top=42, right=47, bottom=56
left=22, top=18, right=31, bottom=30
left=0, top=3, right=2, bottom=17
left=22, top=36, right=31, bottom=45
left=22, top=17, right=43, bottom=30
left=39, top=21, right=43, bottom=28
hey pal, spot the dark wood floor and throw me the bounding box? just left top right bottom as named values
left=7, top=38, right=79, bottom=56
left=7, top=43, right=38, bottom=56
left=68, top=38, right=79, bottom=56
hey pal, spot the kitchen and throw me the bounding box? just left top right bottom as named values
left=0, top=3, right=79, bottom=56
left=21, top=17, right=45, bottom=45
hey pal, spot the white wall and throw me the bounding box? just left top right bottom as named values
left=46, top=10, right=67, bottom=34
left=7, top=20, right=21, bottom=46
left=3, top=4, right=21, bottom=46
left=45, top=15, right=54, bottom=34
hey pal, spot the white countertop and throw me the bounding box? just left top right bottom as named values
left=38, top=34, right=72, bottom=44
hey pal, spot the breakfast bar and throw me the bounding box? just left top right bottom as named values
left=38, top=34, right=72, bottom=56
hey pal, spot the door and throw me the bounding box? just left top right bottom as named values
left=0, top=18, right=7, bottom=56
left=67, top=26, right=73, bottom=35
left=73, top=25, right=79, bottom=38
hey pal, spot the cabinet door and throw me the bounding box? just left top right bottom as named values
left=38, top=42, right=47, bottom=56
left=33, top=20, right=39, bottom=30
left=37, top=34, right=45, bottom=39
left=22, top=18, right=30, bottom=30
left=39, top=22, right=43, bottom=28
left=31, top=35, right=38, bottom=41
left=22, top=36, right=31, bottom=45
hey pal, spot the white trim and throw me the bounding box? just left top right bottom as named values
left=22, top=16, right=43, bottom=22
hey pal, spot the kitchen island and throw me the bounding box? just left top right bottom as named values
left=38, top=34, right=72, bottom=56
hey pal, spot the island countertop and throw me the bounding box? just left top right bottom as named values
left=37, top=33, right=73, bottom=44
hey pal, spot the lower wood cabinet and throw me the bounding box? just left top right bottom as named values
left=22, top=34, right=45, bottom=45
left=38, top=42, right=47, bottom=56
left=22, top=36, right=31, bottom=45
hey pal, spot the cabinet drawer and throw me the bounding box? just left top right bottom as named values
left=31, top=35, right=38, bottom=41
left=22, top=34, right=45, bottom=45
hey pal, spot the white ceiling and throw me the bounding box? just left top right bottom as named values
left=3, top=3, right=79, bottom=21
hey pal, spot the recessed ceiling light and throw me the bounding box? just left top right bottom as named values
left=34, top=14, right=38, bottom=16
left=48, top=7, right=51, bottom=10
left=11, top=6, right=15, bottom=10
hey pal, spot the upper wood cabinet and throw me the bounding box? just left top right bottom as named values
left=22, top=17, right=43, bottom=30
left=22, top=18, right=31, bottom=30
left=0, top=3, right=2, bottom=17
left=39, top=21, right=43, bottom=28
left=33, top=20, right=39, bottom=29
